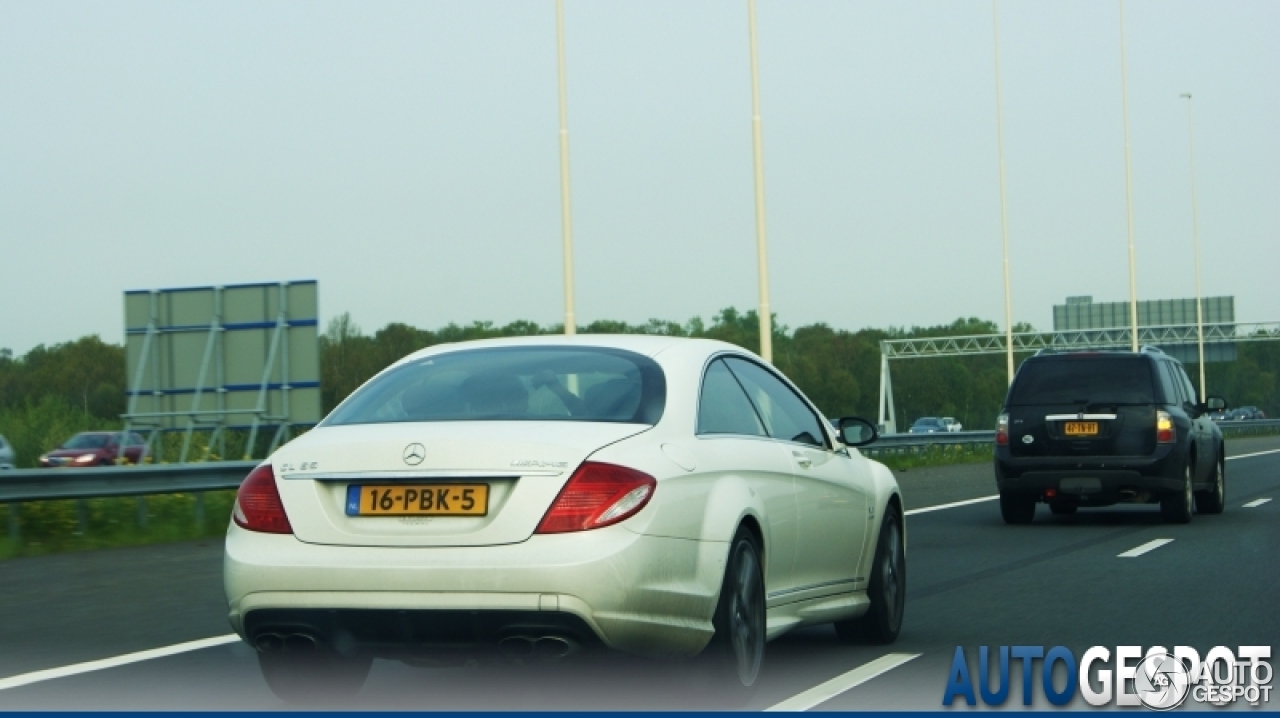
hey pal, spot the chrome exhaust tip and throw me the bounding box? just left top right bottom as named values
left=498, top=636, right=535, bottom=657
left=254, top=633, right=284, bottom=653
left=284, top=633, right=319, bottom=653
left=533, top=636, right=576, bottom=659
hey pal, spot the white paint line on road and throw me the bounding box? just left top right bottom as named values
left=905, top=495, right=998, bottom=516
left=1226, top=448, right=1280, bottom=461
left=0, top=634, right=240, bottom=692
left=765, top=652, right=920, bottom=712
left=1243, top=498, right=1273, bottom=508
left=1118, top=538, right=1175, bottom=558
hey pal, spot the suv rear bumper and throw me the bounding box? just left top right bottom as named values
left=995, top=446, right=1184, bottom=501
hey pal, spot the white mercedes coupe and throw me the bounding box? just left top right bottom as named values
left=224, top=335, right=905, bottom=701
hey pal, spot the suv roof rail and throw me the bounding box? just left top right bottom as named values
left=1032, top=345, right=1162, bottom=358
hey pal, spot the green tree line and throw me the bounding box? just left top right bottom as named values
left=2, top=311, right=1277, bottom=468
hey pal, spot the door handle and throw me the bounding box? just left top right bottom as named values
left=792, top=451, right=812, bottom=468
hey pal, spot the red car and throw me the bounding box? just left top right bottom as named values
left=38, top=431, right=149, bottom=467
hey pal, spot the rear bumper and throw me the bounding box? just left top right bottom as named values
left=223, top=523, right=726, bottom=659
left=994, top=446, right=1184, bottom=500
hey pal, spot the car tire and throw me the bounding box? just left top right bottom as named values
left=1000, top=492, right=1036, bottom=524
left=834, top=508, right=905, bottom=645
left=1048, top=501, right=1077, bottom=516
left=1160, top=464, right=1194, bottom=524
left=702, top=527, right=766, bottom=696
left=1194, top=455, right=1226, bottom=515
left=258, top=650, right=371, bottom=704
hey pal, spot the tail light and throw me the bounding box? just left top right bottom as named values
left=233, top=464, right=294, bottom=534
left=1156, top=411, right=1175, bottom=444
left=995, top=414, right=1010, bottom=446
left=535, top=462, right=656, bottom=534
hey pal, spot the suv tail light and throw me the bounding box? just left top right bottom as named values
left=995, top=414, right=1010, bottom=446
left=233, top=464, right=294, bottom=534
left=1156, top=410, right=1175, bottom=444
left=535, top=462, right=656, bottom=534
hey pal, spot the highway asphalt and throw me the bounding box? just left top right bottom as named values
left=1, top=436, right=1276, bottom=710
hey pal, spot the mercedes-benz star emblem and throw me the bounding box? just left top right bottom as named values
left=402, top=443, right=426, bottom=466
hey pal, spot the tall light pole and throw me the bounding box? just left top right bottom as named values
left=1118, top=0, right=1139, bottom=352
left=747, top=0, right=773, bottom=363
left=1182, top=93, right=1207, bottom=401
left=991, top=0, right=1015, bottom=384
left=556, top=0, right=577, bottom=336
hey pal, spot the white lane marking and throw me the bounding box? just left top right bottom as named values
left=1243, top=498, right=1272, bottom=508
left=1226, top=448, right=1280, bottom=461
left=1118, top=538, right=1175, bottom=558
left=0, top=634, right=240, bottom=691
left=765, top=652, right=920, bottom=712
left=905, top=495, right=998, bottom=516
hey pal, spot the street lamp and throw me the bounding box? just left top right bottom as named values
left=747, top=0, right=773, bottom=363
left=1118, top=0, right=1139, bottom=352
left=1182, top=92, right=1207, bottom=401
left=556, top=0, right=577, bottom=336
left=991, top=0, right=1015, bottom=384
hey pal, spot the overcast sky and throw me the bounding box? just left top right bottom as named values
left=2, top=0, right=1276, bottom=355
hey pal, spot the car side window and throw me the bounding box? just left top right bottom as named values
left=1157, top=362, right=1183, bottom=406
left=1175, top=365, right=1199, bottom=406
left=722, top=357, right=827, bottom=448
left=697, top=359, right=767, bottom=437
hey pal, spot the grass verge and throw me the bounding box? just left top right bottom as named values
left=0, top=491, right=234, bottom=561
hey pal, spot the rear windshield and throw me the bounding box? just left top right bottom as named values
left=62, top=433, right=110, bottom=449
left=1008, top=357, right=1155, bottom=406
left=325, top=346, right=666, bottom=426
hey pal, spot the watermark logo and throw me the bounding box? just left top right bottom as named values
left=1134, top=651, right=1190, bottom=710
left=943, top=644, right=1271, bottom=709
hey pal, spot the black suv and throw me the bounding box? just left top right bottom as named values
left=994, top=347, right=1226, bottom=524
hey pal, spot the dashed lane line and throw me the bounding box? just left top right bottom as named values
left=1117, top=538, right=1175, bottom=558
left=1243, top=498, right=1272, bottom=508
left=0, top=634, right=240, bottom=691
left=765, top=652, right=921, bottom=712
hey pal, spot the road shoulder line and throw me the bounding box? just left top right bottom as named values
left=0, top=634, right=239, bottom=691
left=765, top=652, right=920, bottom=711
left=1226, top=448, right=1280, bottom=461
left=905, top=495, right=997, bottom=516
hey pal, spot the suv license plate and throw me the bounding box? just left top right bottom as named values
left=345, top=484, right=489, bottom=516
left=1064, top=421, right=1099, bottom=437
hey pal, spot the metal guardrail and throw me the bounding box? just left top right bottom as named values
left=0, top=461, right=256, bottom=503
left=0, top=420, right=1276, bottom=504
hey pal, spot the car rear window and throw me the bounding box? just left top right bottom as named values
left=325, top=346, right=666, bottom=426
left=1008, top=357, right=1155, bottom=406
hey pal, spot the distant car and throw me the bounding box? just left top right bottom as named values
left=0, top=434, right=14, bottom=470
left=38, top=431, right=149, bottom=467
left=909, top=417, right=948, bottom=434
left=1234, top=406, right=1266, bottom=420
left=941, top=417, right=962, bottom=432
left=1209, top=409, right=1230, bottom=422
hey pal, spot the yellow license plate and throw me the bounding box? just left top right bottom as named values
left=1064, top=421, right=1099, bottom=437
left=345, top=484, right=489, bottom=516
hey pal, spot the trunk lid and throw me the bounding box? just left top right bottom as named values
left=271, top=422, right=650, bottom=547
left=1007, top=404, right=1156, bottom=458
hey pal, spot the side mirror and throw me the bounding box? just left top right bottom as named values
left=1205, top=396, right=1227, bottom=411
left=836, top=417, right=879, bottom=447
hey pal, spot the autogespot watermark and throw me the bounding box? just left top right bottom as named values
left=943, top=645, right=1273, bottom=709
